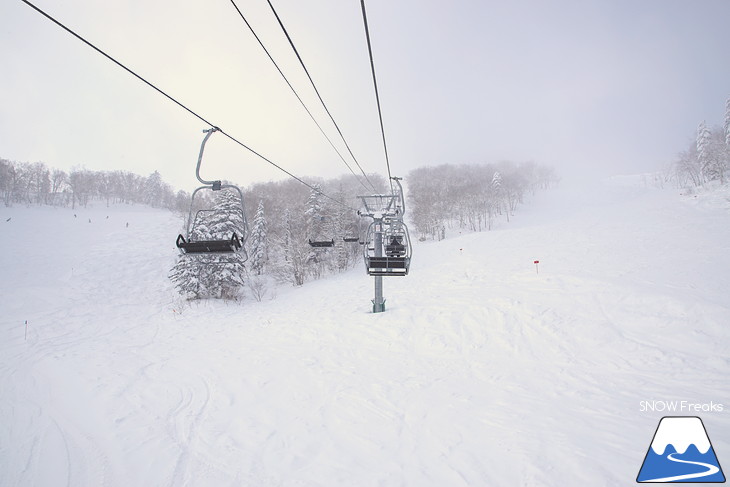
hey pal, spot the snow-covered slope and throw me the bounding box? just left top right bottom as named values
left=1, top=177, right=728, bottom=486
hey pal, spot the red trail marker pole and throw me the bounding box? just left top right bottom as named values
left=534, top=260, right=540, bottom=274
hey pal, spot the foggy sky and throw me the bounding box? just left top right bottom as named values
left=2, top=0, right=729, bottom=191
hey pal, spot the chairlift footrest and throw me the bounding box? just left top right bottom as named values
left=366, top=256, right=409, bottom=276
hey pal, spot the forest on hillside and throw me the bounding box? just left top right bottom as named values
left=1, top=156, right=556, bottom=298
left=406, top=161, right=557, bottom=241
left=0, top=160, right=185, bottom=211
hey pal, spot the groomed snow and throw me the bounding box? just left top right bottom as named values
left=1, top=176, right=729, bottom=486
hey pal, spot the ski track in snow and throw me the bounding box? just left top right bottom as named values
left=1, top=178, right=729, bottom=486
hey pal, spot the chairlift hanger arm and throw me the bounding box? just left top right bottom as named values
left=391, top=176, right=405, bottom=216
left=196, top=127, right=222, bottom=188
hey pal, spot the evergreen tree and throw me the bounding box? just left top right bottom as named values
left=697, top=121, right=712, bottom=183
left=332, top=187, right=350, bottom=271
left=144, top=171, right=164, bottom=207
left=206, top=188, right=246, bottom=240
left=492, top=171, right=502, bottom=192
left=725, top=98, right=730, bottom=147
left=169, top=189, right=247, bottom=300
left=304, top=185, right=326, bottom=240
left=168, top=254, right=201, bottom=299
left=303, top=185, right=333, bottom=279
left=724, top=98, right=730, bottom=180
left=249, top=200, right=268, bottom=276
left=492, top=171, right=507, bottom=221
left=273, top=208, right=308, bottom=286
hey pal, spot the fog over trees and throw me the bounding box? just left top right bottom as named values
left=1, top=155, right=559, bottom=297
left=0, top=161, right=182, bottom=210
left=407, top=161, right=558, bottom=241
left=671, top=97, right=730, bottom=188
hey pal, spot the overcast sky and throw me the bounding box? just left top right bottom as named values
left=2, top=0, right=729, bottom=191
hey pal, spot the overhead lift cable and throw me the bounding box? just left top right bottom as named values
left=264, top=0, right=377, bottom=192
left=359, top=0, right=394, bottom=193
left=228, top=0, right=373, bottom=192
left=19, top=0, right=357, bottom=213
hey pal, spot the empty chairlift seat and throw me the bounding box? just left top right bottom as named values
left=308, top=239, right=335, bottom=248
left=176, top=232, right=242, bottom=254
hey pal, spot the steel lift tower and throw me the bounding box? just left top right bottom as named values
left=358, top=177, right=412, bottom=313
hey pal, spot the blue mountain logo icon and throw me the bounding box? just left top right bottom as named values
left=637, top=416, right=725, bottom=483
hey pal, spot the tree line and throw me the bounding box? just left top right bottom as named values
left=406, top=161, right=557, bottom=240
left=170, top=160, right=558, bottom=300
left=2, top=155, right=557, bottom=299
left=672, top=98, right=730, bottom=187
left=0, top=158, right=187, bottom=210
left=240, top=173, right=388, bottom=287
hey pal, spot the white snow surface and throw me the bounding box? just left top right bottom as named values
left=1, top=177, right=729, bottom=486
left=650, top=417, right=711, bottom=455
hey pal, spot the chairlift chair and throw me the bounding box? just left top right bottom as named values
left=175, top=128, right=249, bottom=257
left=308, top=239, right=335, bottom=248
left=307, top=213, right=339, bottom=248
left=358, top=177, right=412, bottom=276
left=176, top=232, right=242, bottom=253
left=343, top=218, right=364, bottom=243
left=362, top=219, right=412, bottom=276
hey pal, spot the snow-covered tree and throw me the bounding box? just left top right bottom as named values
left=725, top=98, right=730, bottom=147
left=169, top=189, right=247, bottom=300
left=696, top=121, right=728, bottom=184
left=49, top=169, right=66, bottom=206
left=697, top=121, right=713, bottom=182
left=408, top=166, right=448, bottom=240
left=491, top=171, right=502, bottom=192
left=407, top=162, right=552, bottom=238
left=272, top=208, right=308, bottom=286
left=492, top=171, right=509, bottom=221
left=168, top=254, right=202, bottom=298
left=143, top=171, right=164, bottom=207
left=205, top=188, right=246, bottom=240
left=303, top=185, right=335, bottom=279
left=675, top=99, right=730, bottom=187
left=68, top=169, right=92, bottom=209
left=304, top=185, right=326, bottom=241
left=331, top=187, right=353, bottom=271
left=675, top=144, right=702, bottom=187
left=249, top=200, right=268, bottom=276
